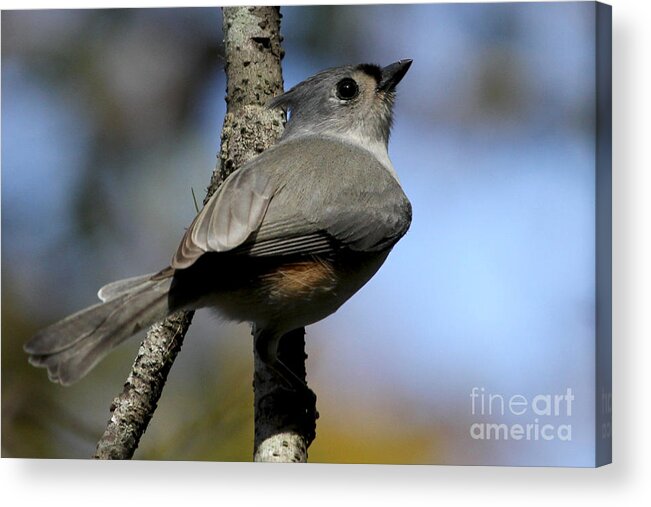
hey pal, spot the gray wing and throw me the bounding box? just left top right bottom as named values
left=172, top=137, right=412, bottom=269
left=173, top=163, right=276, bottom=268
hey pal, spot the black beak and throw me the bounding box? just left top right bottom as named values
left=378, top=59, right=413, bottom=92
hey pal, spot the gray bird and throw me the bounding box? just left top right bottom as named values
left=25, top=59, right=413, bottom=389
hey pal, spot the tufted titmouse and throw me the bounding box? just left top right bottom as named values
left=25, top=60, right=413, bottom=389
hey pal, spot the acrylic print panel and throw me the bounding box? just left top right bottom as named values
left=0, top=2, right=611, bottom=466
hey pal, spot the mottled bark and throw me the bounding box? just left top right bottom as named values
left=219, top=6, right=317, bottom=462
left=254, top=328, right=316, bottom=462
left=95, top=6, right=316, bottom=462
left=94, top=311, right=193, bottom=459
left=210, top=6, right=285, bottom=195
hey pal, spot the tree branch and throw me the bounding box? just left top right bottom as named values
left=94, top=311, right=193, bottom=459
left=220, top=5, right=317, bottom=463
left=94, top=6, right=316, bottom=462
left=254, top=328, right=317, bottom=462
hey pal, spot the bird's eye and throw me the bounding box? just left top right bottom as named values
left=335, top=78, right=359, bottom=101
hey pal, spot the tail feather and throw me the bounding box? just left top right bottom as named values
left=97, top=273, right=158, bottom=302
left=25, top=277, right=173, bottom=385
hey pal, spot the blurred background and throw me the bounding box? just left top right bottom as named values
left=2, top=3, right=598, bottom=465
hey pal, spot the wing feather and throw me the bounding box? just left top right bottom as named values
left=173, top=167, right=275, bottom=268
left=172, top=137, right=411, bottom=269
